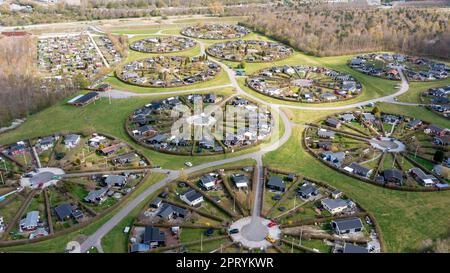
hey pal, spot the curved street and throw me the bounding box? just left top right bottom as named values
left=79, top=30, right=411, bottom=253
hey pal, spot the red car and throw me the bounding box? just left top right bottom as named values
left=267, top=220, right=278, bottom=228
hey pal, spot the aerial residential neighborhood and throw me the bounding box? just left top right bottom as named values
left=0, top=0, right=449, bottom=262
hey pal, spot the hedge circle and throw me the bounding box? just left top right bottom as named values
left=349, top=53, right=449, bottom=81
left=126, top=94, right=274, bottom=156
left=247, top=65, right=362, bottom=103
left=206, top=40, right=293, bottom=63
left=129, top=36, right=197, bottom=53
left=181, top=24, right=250, bottom=40
left=305, top=111, right=450, bottom=190
left=116, top=55, right=221, bottom=88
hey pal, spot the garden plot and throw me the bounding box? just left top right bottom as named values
left=260, top=170, right=380, bottom=253
left=247, top=65, right=362, bottom=103
left=349, top=53, right=449, bottom=81
left=421, top=85, right=450, bottom=119
left=130, top=36, right=196, bottom=53
left=94, top=35, right=123, bottom=65
left=126, top=95, right=273, bottom=156
left=0, top=133, right=150, bottom=243
left=305, top=110, right=450, bottom=190
left=116, top=55, right=221, bottom=88
left=207, top=40, right=293, bottom=63
left=127, top=166, right=257, bottom=253
left=181, top=24, right=250, bottom=40
left=37, top=34, right=104, bottom=82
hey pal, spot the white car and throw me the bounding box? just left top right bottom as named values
left=185, top=162, right=193, bottom=167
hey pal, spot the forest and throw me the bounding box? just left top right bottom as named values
left=241, top=5, right=450, bottom=59
left=0, top=36, right=79, bottom=127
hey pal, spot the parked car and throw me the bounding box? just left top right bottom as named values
left=229, top=228, right=239, bottom=234
left=185, top=162, right=193, bottom=167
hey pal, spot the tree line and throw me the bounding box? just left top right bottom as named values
left=240, top=5, right=450, bottom=60
left=0, top=36, right=79, bottom=127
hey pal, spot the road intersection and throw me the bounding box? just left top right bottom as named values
left=77, top=29, right=412, bottom=253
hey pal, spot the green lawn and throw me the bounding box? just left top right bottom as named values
left=264, top=125, right=450, bottom=252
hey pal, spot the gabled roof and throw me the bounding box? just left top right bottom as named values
left=298, top=183, right=317, bottom=196
left=143, top=226, right=165, bottom=244
left=332, top=217, right=363, bottom=231
left=267, top=176, right=285, bottom=189
left=181, top=188, right=203, bottom=202
left=343, top=243, right=369, bottom=253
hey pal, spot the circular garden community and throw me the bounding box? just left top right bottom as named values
left=116, top=55, right=221, bottom=88
left=207, top=40, right=293, bottom=63
left=181, top=23, right=251, bottom=40
left=126, top=94, right=274, bottom=156
left=304, top=110, right=450, bottom=190
left=247, top=65, right=362, bottom=103
left=130, top=36, right=197, bottom=54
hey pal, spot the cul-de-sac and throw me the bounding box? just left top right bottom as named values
left=0, top=0, right=449, bottom=254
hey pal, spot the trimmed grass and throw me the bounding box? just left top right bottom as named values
left=0, top=88, right=269, bottom=170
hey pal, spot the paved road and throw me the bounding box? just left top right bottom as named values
left=100, top=84, right=233, bottom=99
left=78, top=33, right=410, bottom=253
left=63, top=168, right=150, bottom=178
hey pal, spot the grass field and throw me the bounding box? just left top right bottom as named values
left=263, top=125, right=450, bottom=252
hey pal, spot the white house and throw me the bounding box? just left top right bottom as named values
left=180, top=189, right=204, bottom=206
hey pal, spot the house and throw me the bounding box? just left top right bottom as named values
left=84, top=188, right=108, bottom=203
left=97, top=83, right=111, bottom=92
left=113, top=153, right=139, bottom=165
left=204, top=94, right=218, bottom=103
left=103, top=175, right=127, bottom=187
left=64, top=134, right=81, bottom=148
left=231, top=174, right=249, bottom=189
left=142, top=226, right=166, bottom=248
left=54, top=203, right=84, bottom=222
left=267, top=176, right=285, bottom=192
left=88, top=135, right=107, bottom=147
left=342, top=243, right=369, bottom=253
left=297, top=183, right=318, bottom=199
left=133, top=125, right=158, bottom=137
left=321, top=93, right=337, bottom=101
left=321, top=151, right=346, bottom=168
left=424, top=125, right=446, bottom=136
left=318, top=141, right=332, bottom=150
left=199, top=174, right=218, bottom=191
left=361, top=113, right=376, bottom=123
left=382, top=169, right=404, bottom=185
left=331, top=190, right=343, bottom=199
left=180, top=189, right=204, bottom=206
left=157, top=203, right=187, bottom=220
left=409, top=168, right=439, bottom=187
left=68, top=92, right=99, bottom=107
left=332, top=218, right=363, bottom=235
left=20, top=211, right=40, bottom=231
left=318, top=129, right=335, bottom=139
left=130, top=243, right=151, bottom=253
left=344, top=162, right=372, bottom=178
left=321, top=198, right=352, bottom=215
left=97, top=144, right=120, bottom=156
left=325, top=118, right=341, bottom=128
left=38, top=136, right=56, bottom=150
left=339, top=113, right=355, bottom=123
left=8, top=142, right=26, bottom=155
left=150, top=198, right=163, bottom=209
left=287, top=173, right=296, bottom=182
left=406, top=119, right=422, bottom=129
left=434, top=135, right=450, bottom=146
